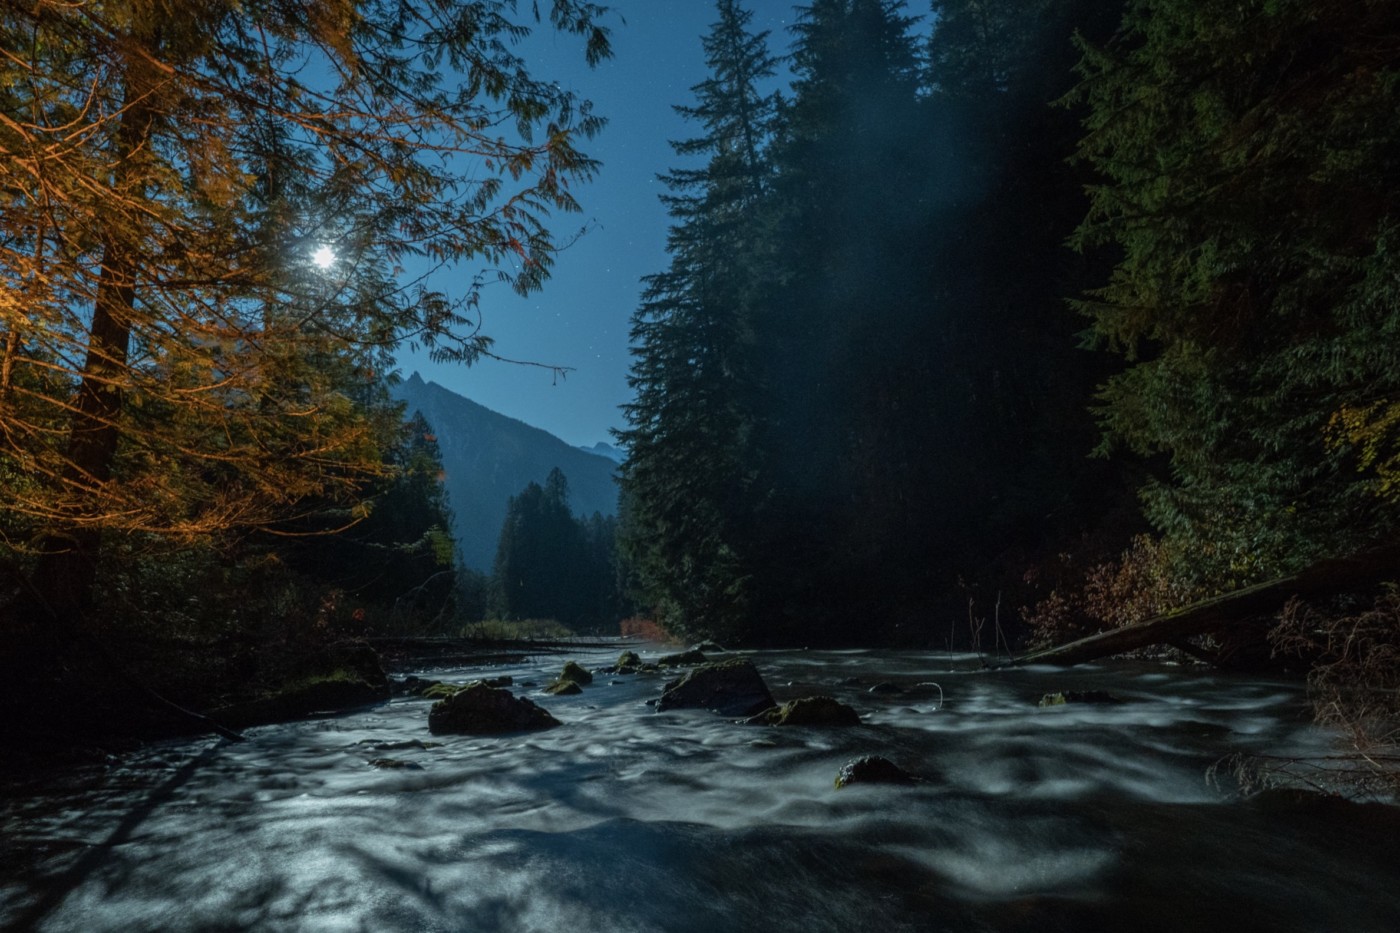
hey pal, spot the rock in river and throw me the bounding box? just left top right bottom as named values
left=1038, top=690, right=1122, bottom=707
left=834, top=755, right=917, bottom=789
left=427, top=682, right=561, bottom=735
left=747, top=695, right=861, bottom=726
left=655, top=658, right=775, bottom=717
left=557, top=661, right=594, bottom=686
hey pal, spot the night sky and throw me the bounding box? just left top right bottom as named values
left=397, top=1, right=803, bottom=448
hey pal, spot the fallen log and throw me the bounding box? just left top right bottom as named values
left=1007, top=544, right=1400, bottom=668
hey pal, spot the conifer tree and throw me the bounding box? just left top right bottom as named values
left=754, top=0, right=933, bottom=640
left=1070, top=0, right=1400, bottom=584
left=617, top=0, right=779, bottom=642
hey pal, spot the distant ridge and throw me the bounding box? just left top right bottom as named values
left=393, top=373, right=619, bottom=571
left=578, top=441, right=625, bottom=464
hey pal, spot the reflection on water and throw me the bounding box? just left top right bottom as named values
left=4, top=649, right=1400, bottom=932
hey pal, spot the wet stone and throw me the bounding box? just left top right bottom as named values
left=868, top=682, right=904, bottom=695
left=427, top=682, right=561, bottom=735
left=655, top=658, right=775, bottom=717
left=544, top=680, right=583, bottom=696
left=367, top=758, right=423, bottom=770
left=1038, top=690, right=1122, bottom=707
left=835, top=755, right=917, bottom=789
left=747, top=695, right=861, bottom=726
left=557, top=661, right=594, bottom=686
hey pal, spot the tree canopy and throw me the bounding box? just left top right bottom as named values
left=0, top=0, right=613, bottom=616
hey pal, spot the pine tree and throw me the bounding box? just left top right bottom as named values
left=753, top=0, right=933, bottom=640
left=617, top=0, right=779, bottom=643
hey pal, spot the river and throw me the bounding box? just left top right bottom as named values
left=4, top=647, right=1399, bottom=932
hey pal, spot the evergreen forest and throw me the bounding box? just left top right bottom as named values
left=619, top=0, right=1400, bottom=660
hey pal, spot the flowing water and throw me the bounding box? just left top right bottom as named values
left=4, top=647, right=1400, bottom=932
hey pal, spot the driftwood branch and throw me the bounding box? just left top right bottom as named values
left=1007, top=544, right=1400, bottom=668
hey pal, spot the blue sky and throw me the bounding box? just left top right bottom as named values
left=395, top=1, right=805, bottom=448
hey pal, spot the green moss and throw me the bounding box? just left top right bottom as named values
left=421, top=682, right=462, bottom=700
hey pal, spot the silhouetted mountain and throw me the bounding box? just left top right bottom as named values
left=578, top=441, right=625, bottom=464
left=393, top=373, right=619, bottom=571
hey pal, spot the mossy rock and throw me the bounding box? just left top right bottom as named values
left=1038, top=690, right=1122, bottom=707
left=212, top=670, right=390, bottom=729
left=557, top=661, right=594, bottom=685
left=543, top=680, right=583, bottom=696
left=835, top=755, right=916, bottom=789
left=657, top=649, right=707, bottom=667
left=420, top=682, right=462, bottom=700
left=656, top=658, right=774, bottom=717
left=615, top=650, right=642, bottom=672
left=747, top=695, right=861, bottom=726
left=427, top=683, right=561, bottom=735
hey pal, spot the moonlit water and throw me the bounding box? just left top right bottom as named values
left=5, top=648, right=1400, bottom=932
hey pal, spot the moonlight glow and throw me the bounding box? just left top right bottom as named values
left=311, top=245, right=336, bottom=269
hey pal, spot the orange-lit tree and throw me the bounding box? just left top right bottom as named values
left=0, top=0, right=611, bottom=621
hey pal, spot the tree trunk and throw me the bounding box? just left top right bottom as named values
left=1007, top=544, right=1400, bottom=668
left=29, top=52, right=157, bottom=621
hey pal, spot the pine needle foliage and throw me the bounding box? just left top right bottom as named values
left=1069, top=0, right=1400, bottom=585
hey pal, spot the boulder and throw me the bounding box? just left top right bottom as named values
left=543, top=680, right=583, bottom=696
left=1038, top=690, right=1122, bottom=707
left=747, top=695, right=861, bottom=726
left=427, top=683, right=561, bottom=735
left=655, top=658, right=774, bottom=717
left=557, top=661, right=593, bottom=685
left=834, top=755, right=917, bottom=789
left=614, top=650, right=643, bottom=672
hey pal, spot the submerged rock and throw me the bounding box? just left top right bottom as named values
left=1038, top=690, right=1122, bottom=707
left=543, top=680, right=583, bottom=696
left=867, top=682, right=905, bottom=695
left=427, top=682, right=561, bottom=735
left=834, top=755, right=917, bottom=789
left=655, top=658, right=775, bottom=717
left=747, top=695, right=861, bottom=726
left=367, top=757, right=423, bottom=770
left=657, top=649, right=708, bottom=667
